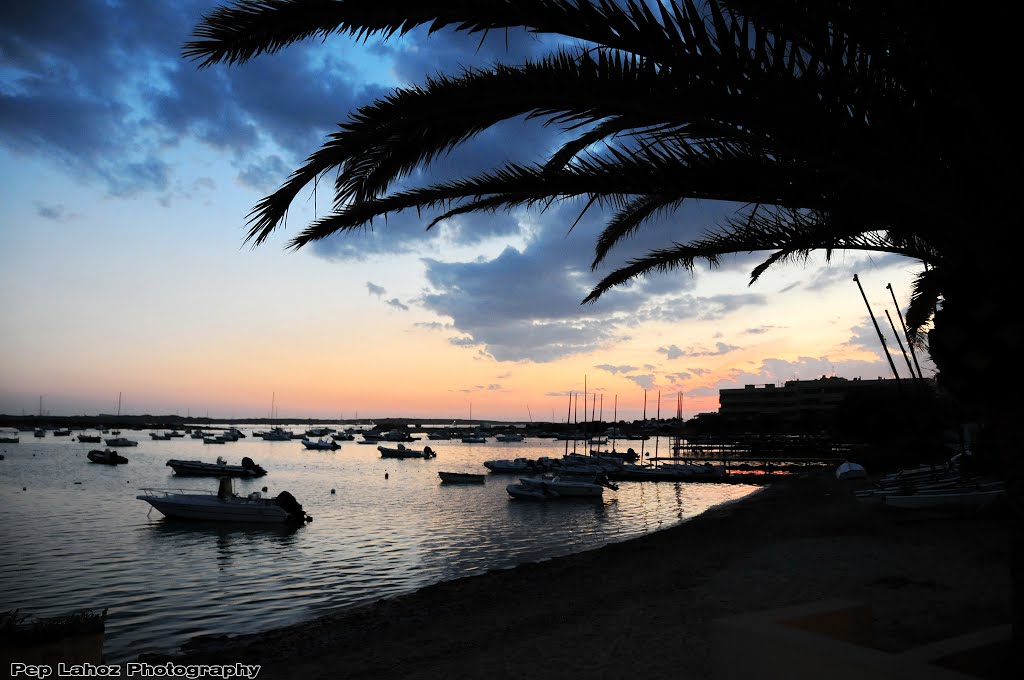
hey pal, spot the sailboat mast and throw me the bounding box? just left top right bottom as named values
left=853, top=274, right=902, bottom=384
left=886, top=282, right=925, bottom=380
left=641, top=390, right=647, bottom=465
left=564, top=392, right=572, bottom=457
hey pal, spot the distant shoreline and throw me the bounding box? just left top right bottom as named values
left=0, top=415, right=533, bottom=428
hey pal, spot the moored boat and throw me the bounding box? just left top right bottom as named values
left=166, top=456, right=267, bottom=477
left=483, top=457, right=537, bottom=473
left=137, top=477, right=311, bottom=524
left=104, top=437, right=138, bottom=447
left=378, top=444, right=436, bottom=459
left=87, top=449, right=128, bottom=465
left=506, top=483, right=560, bottom=500
left=516, top=473, right=617, bottom=498
left=77, top=433, right=102, bottom=443
left=438, top=471, right=485, bottom=484
left=494, top=432, right=525, bottom=442
left=302, top=438, right=340, bottom=450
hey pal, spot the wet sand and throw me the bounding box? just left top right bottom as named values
left=145, top=471, right=1012, bottom=679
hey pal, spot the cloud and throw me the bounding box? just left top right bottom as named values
left=658, top=341, right=740, bottom=361
left=657, top=345, right=684, bottom=360
left=366, top=282, right=386, bottom=297
left=626, top=374, right=656, bottom=390
left=595, top=364, right=638, bottom=375
left=34, top=202, right=68, bottom=221
left=386, top=298, right=409, bottom=311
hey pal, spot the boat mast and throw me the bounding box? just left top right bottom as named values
left=853, top=274, right=902, bottom=385
left=612, top=395, right=618, bottom=453
left=640, top=390, right=647, bottom=465
left=564, top=392, right=572, bottom=457
left=885, top=309, right=919, bottom=384
left=654, top=391, right=661, bottom=466
left=886, top=282, right=925, bottom=380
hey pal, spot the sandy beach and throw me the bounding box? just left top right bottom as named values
left=144, top=471, right=1012, bottom=679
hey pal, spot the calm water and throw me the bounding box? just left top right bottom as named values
left=0, top=427, right=760, bottom=662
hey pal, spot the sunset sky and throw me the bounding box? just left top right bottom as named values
left=0, top=1, right=933, bottom=422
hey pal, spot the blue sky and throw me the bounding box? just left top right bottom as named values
left=0, top=0, right=933, bottom=421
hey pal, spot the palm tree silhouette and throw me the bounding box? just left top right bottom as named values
left=185, top=0, right=1019, bottom=659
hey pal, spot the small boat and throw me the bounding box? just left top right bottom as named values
left=460, top=435, right=487, bottom=443
left=483, top=457, right=537, bottom=473
left=506, top=483, right=560, bottom=500
left=166, top=456, right=267, bottom=477
left=88, top=449, right=128, bottom=465
left=0, top=428, right=19, bottom=444
left=835, top=460, right=868, bottom=480
left=34, top=428, right=45, bottom=437
left=378, top=444, right=437, bottom=459
left=150, top=432, right=172, bottom=440
left=54, top=427, right=72, bottom=436
left=438, top=471, right=485, bottom=484
left=331, top=432, right=355, bottom=441
left=494, top=433, right=525, bottom=442
left=516, top=474, right=616, bottom=498
left=137, top=477, right=311, bottom=524
left=77, top=433, right=102, bottom=443
left=104, top=437, right=138, bottom=447
left=202, top=435, right=228, bottom=444
left=302, top=438, right=340, bottom=450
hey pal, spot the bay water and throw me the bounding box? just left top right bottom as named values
left=0, top=427, right=760, bottom=662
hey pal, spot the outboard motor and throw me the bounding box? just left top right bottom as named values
left=275, top=490, right=312, bottom=523
left=241, top=456, right=267, bottom=475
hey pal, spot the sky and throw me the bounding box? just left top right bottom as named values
left=0, top=0, right=934, bottom=422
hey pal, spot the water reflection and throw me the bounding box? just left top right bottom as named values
left=0, top=430, right=760, bottom=662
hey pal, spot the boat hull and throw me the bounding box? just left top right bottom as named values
left=438, top=472, right=485, bottom=484
left=88, top=450, right=128, bottom=465
left=378, top=446, right=436, bottom=459
left=506, top=483, right=559, bottom=500
left=519, top=477, right=604, bottom=498
left=137, top=493, right=289, bottom=523
left=166, top=459, right=266, bottom=477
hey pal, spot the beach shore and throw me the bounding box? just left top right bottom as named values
left=144, top=471, right=1012, bottom=679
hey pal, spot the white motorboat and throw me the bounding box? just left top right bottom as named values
left=166, top=456, right=267, bottom=477
left=377, top=444, right=436, bottom=459
left=506, top=483, right=560, bottom=500
left=515, top=473, right=617, bottom=498
left=104, top=437, right=138, bottom=447
left=88, top=449, right=129, bottom=465
left=137, top=478, right=311, bottom=524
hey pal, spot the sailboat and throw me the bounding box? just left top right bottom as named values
left=461, top=403, right=487, bottom=442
